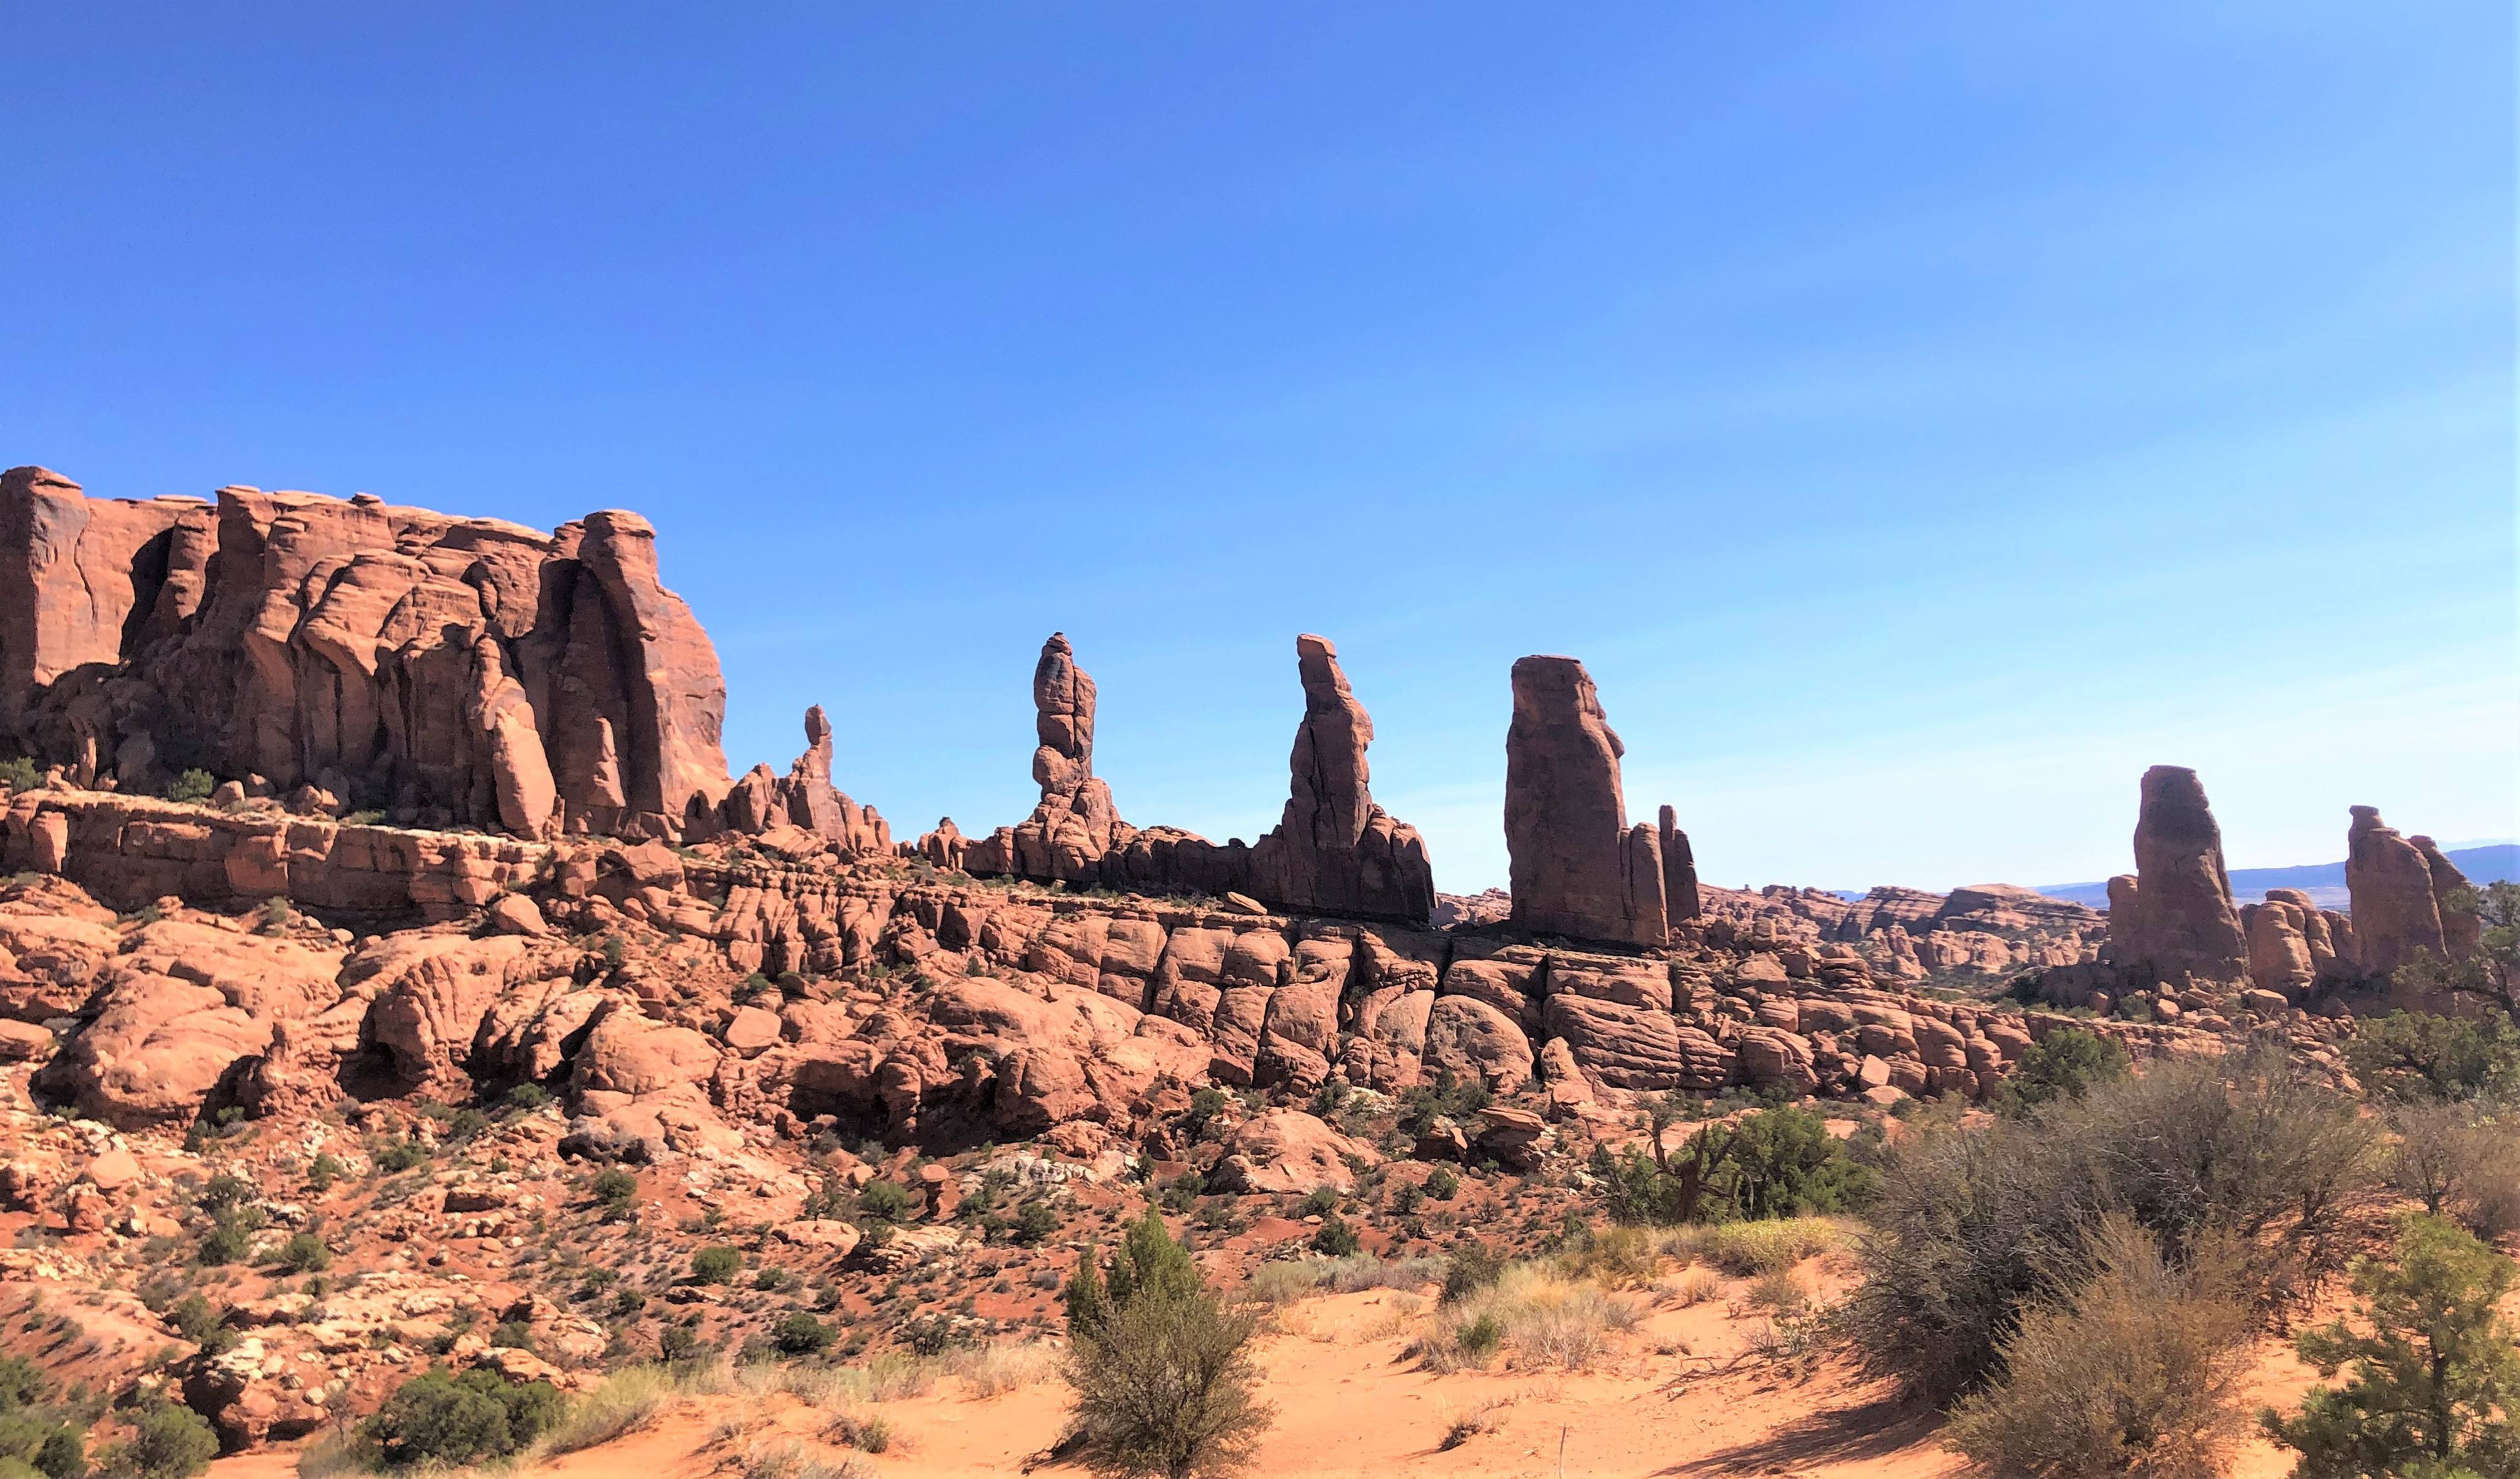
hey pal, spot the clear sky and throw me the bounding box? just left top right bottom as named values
left=3, top=4, right=2512, bottom=893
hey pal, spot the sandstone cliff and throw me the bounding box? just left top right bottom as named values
left=1, top=467, right=734, bottom=841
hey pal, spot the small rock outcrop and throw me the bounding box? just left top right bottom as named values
left=706, top=706, right=890, bottom=856
left=2111, top=766, right=2246, bottom=984
left=1, top=467, right=732, bottom=841
left=1504, top=656, right=1665, bottom=947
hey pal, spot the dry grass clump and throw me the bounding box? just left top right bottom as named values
left=1671, top=1269, right=1724, bottom=1307
left=743, top=1438, right=869, bottom=1479
left=1411, top=1262, right=1641, bottom=1373
left=1243, top=1254, right=1442, bottom=1308
left=1557, top=1225, right=1661, bottom=1287
left=1743, top=1267, right=1809, bottom=1314
left=1668, top=1217, right=1847, bottom=1277
left=540, top=1363, right=674, bottom=1455
left=936, top=1340, right=1059, bottom=1397
left=1439, top=1397, right=1512, bottom=1451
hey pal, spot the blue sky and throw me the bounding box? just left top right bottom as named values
left=3, top=3, right=2511, bottom=893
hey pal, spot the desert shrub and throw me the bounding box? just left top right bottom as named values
left=163, top=770, right=215, bottom=805
left=1320, top=1254, right=1442, bottom=1294
left=1420, top=1166, right=1459, bottom=1201
left=773, top=1313, right=833, bottom=1358
left=0, top=758, right=40, bottom=793
left=1012, top=1200, right=1059, bottom=1245
left=1994, top=1026, right=2131, bottom=1115
left=1309, top=1213, right=1359, bottom=1258
left=35, top=1428, right=81, bottom=1479
left=1440, top=1243, right=1504, bottom=1305
left=0, top=1360, right=85, bottom=1479
left=1297, top=1186, right=1339, bottom=1218
left=591, top=1167, right=638, bottom=1210
left=1672, top=1270, right=1722, bottom=1306
left=372, top=1137, right=427, bottom=1174
left=1845, top=1048, right=2377, bottom=1404
left=504, top=1082, right=551, bottom=1112
left=2391, top=881, right=2520, bottom=1019
left=2266, top=1213, right=2520, bottom=1476
left=856, top=1180, right=916, bottom=1224
left=305, top=1154, right=345, bottom=1193
left=489, top=1320, right=535, bottom=1352
left=1744, top=1267, right=1808, bottom=1313
left=276, top=1232, right=330, bottom=1274
left=362, top=1365, right=562, bottom=1468
left=1598, top=1107, right=1873, bottom=1226
left=100, top=1404, right=216, bottom=1479
left=825, top=1411, right=893, bottom=1452
left=1397, top=1072, right=1489, bottom=1137
left=1944, top=1217, right=2255, bottom=1478
left=688, top=1245, right=743, bottom=1285
left=1064, top=1209, right=1273, bottom=1478
left=2348, top=1010, right=2520, bottom=1104
left=163, top=1295, right=220, bottom=1346
left=195, top=1207, right=262, bottom=1266
left=2378, top=1100, right=2520, bottom=1238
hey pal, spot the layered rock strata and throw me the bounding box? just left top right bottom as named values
left=1503, top=655, right=1665, bottom=947
left=1, top=467, right=734, bottom=841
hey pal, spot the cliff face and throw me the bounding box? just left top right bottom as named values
left=0, top=466, right=732, bottom=841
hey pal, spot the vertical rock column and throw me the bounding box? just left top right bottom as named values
left=1503, top=655, right=1666, bottom=947
left=1658, top=804, right=1702, bottom=923
left=1250, top=633, right=1435, bottom=923
left=2346, top=807, right=2448, bottom=978
left=2123, top=765, right=2246, bottom=985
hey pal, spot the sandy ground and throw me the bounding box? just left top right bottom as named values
left=204, top=1257, right=2339, bottom=1479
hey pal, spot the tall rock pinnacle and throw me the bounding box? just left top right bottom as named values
left=1504, top=655, right=1666, bottom=947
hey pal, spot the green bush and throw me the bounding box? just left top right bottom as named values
left=488, top=1321, right=535, bottom=1352
left=360, top=1366, right=563, bottom=1468
left=1994, top=1026, right=2131, bottom=1114
left=0, top=758, right=40, bottom=793
left=2265, top=1213, right=2520, bottom=1476
left=689, top=1245, right=742, bottom=1285
left=503, top=1083, right=552, bottom=1112
left=163, top=770, right=215, bottom=805
left=276, top=1233, right=330, bottom=1274
left=1440, top=1243, right=1504, bottom=1305
left=0, top=1358, right=87, bottom=1479
left=1011, top=1200, right=1059, bottom=1245
left=591, top=1168, right=638, bottom=1209
left=163, top=1295, right=220, bottom=1346
left=305, top=1154, right=345, bottom=1193
left=771, top=1313, right=832, bottom=1358
left=195, top=1207, right=262, bottom=1266
left=857, top=1180, right=918, bottom=1224
left=373, top=1138, right=428, bottom=1174
left=1599, top=1105, right=1874, bottom=1225
left=2346, top=1011, right=2520, bottom=1104
left=1421, top=1166, right=1459, bottom=1202
left=105, top=1404, right=215, bottom=1479
left=1310, top=1213, right=1360, bottom=1258
left=1064, top=1209, right=1272, bottom=1478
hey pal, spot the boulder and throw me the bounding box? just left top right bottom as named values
left=1206, top=1109, right=1381, bottom=1194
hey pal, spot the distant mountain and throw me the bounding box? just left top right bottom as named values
left=2034, top=843, right=2519, bottom=913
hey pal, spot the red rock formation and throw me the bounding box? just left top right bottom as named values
left=1, top=468, right=731, bottom=841
left=1504, top=656, right=1665, bottom=947
left=957, top=632, right=1434, bottom=924
left=708, top=706, right=889, bottom=856
left=2116, top=766, right=2246, bottom=985
left=1658, top=805, right=1702, bottom=923
left=1243, top=635, right=1433, bottom=923
left=2345, top=807, right=2448, bottom=978
left=2412, top=835, right=2481, bottom=963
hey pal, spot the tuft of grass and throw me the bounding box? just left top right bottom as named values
left=1672, top=1269, right=1724, bottom=1307
left=1744, top=1267, right=1810, bottom=1313
left=1439, top=1397, right=1510, bottom=1451
left=1668, top=1217, right=1847, bottom=1277
left=1413, top=1262, right=1638, bottom=1373
left=540, top=1364, right=673, bottom=1455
